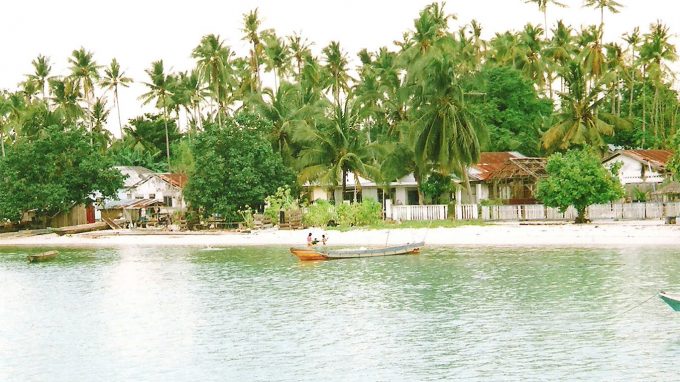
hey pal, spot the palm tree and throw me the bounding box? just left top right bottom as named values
left=139, top=60, right=173, bottom=168
left=68, top=47, right=100, bottom=106
left=542, top=61, right=630, bottom=153
left=192, top=34, right=233, bottom=127
left=409, top=43, right=486, bottom=180
left=583, top=0, right=623, bottom=43
left=68, top=47, right=100, bottom=144
left=544, top=20, right=575, bottom=93
left=49, top=78, right=84, bottom=125
left=242, top=8, right=264, bottom=92
left=100, top=58, right=133, bottom=138
left=524, top=0, right=566, bottom=40
left=0, top=93, right=10, bottom=157
left=640, top=22, right=677, bottom=144
left=89, top=97, right=112, bottom=149
left=622, top=27, right=641, bottom=117
left=517, top=24, right=547, bottom=91
left=27, top=55, right=52, bottom=100
left=288, top=33, right=312, bottom=80
left=322, top=41, right=352, bottom=107
left=295, top=97, right=379, bottom=202
left=262, top=32, right=291, bottom=91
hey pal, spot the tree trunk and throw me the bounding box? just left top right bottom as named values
left=0, top=130, right=5, bottom=158
left=115, top=87, right=124, bottom=139
left=575, top=207, right=588, bottom=224
left=341, top=169, right=347, bottom=202
left=163, top=104, right=171, bottom=170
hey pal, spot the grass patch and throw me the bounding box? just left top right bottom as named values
left=326, top=219, right=485, bottom=231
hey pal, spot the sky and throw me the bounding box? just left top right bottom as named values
left=2, top=0, right=680, bottom=135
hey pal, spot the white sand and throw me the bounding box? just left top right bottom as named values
left=0, top=220, right=679, bottom=248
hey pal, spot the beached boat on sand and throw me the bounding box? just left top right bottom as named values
left=27, top=250, right=59, bottom=263
left=659, top=291, right=680, bottom=311
left=290, top=242, right=424, bottom=261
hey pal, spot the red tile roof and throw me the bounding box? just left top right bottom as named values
left=159, top=173, right=188, bottom=188
left=472, top=152, right=525, bottom=181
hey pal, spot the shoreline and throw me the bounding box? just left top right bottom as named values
left=1, top=220, right=679, bottom=248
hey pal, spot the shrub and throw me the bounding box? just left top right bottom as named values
left=303, top=200, right=337, bottom=228
left=354, top=199, right=382, bottom=226
left=264, top=185, right=299, bottom=223
left=336, top=203, right=356, bottom=227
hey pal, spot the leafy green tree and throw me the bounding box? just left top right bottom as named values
left=536, top=149, right=623, bottom=223
left=184, top=113, right=295, bottom=221
left=471, top=66, right=553, bottom=156
left=0, top=125, right=124, bottom=222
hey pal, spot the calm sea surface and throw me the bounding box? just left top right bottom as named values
left=1, top=245, right=680, bottom=381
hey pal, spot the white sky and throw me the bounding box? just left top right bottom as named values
left=2, top=0, right=679, bottom=135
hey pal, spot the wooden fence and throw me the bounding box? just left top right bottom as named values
left=386, top=202, right=680, bottom=222
left=391, top=205, right=448, bottom=221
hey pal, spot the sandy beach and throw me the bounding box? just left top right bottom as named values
left=0, top=220, right=679, bottom=248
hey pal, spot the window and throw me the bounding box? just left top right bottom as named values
left=148, top=193, right=156, bottom=199
left=126, top=193, right=132, bottom=200
left=343, top=189, right=362, bottom=203
left=407, top=189, right=419, bottom=205
left=135, top=195, right=143, bottom=200
left=377, top=188, right=396, bottom=205
left=164, top=196, right=173, bottom=207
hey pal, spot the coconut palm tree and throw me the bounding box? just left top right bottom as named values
left=322, top=41, right=352, bottom=107
left=89, top=97, right=112, bottom=149
left=27, top=55, right=52, bottom=100
left=242, top=8, right=264, bottom=92
left=139, top=60, right=173, bottom=168
left=409, top=42, right=485, bottom=179
left=192, top=34, right=233, bottom=127
left=262, top=31, right=291, bottom=91
left=49, top=78, right=84, bottom=125
left=100, top=58, right=133, bottom=138
left=288, top=33, right=312, bottom=80
left=622, top=27, right=641, bottom=117
left=294, top=97, right=379, bottom=202
left=542, top=61, right=630, bottom=153
left=524, top=0, right=566, bottom=40
left=640, top=22, right=677, bottom=144
left=517, top=24, right=547, bottom=91
left=583, top=0, right=623, bottom=43
left=68, top=48, right=100, bottom=107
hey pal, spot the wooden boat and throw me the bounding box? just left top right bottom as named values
left=290, top=241, right=424, bottom=261
left=659, top=291, right=680, bottom=311
left=27, top=250, right=59, bottom=263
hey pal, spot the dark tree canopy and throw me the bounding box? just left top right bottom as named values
left=183, top=113, right=296, bottom=221
left=0, top=125, right=124, bottom=222
left=471, top=66, right=553, bottom=156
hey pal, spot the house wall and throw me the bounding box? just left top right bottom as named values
left=49, top=204, right=89, bottom=228
left=363, top=188, right=378, bottom=201
left=606, top=155, right=666, bottom=185
left=119, top=176, right=185, bottom=210
left=310, top=187, right=329, bottom=202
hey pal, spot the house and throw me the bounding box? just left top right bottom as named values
left=305, top=152, right=540, bottom=207
left=99, top=166, right=188, bottom=222
left=461, top=152, right=527, bottom=204
left=603, top=150, right=673, bottom=194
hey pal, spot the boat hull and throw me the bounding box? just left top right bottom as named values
left=659, top=291, right=680, bottom=311
left=27, top=250, right=59, bottom=263
left=290, top=242, right=424, bottom=261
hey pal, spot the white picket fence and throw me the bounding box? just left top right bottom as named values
left=478, top=202, right=680, bottom=221
left=387, top=202, right=680, bottom=222
left=390, top=205, right=448, bottom=221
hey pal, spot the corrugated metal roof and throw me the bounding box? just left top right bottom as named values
left=623, top=150, right=673, bottom=169
left=103, top=198, right=165, bottom=209
left=159, top=173, right=188, bottom=188
left=471, top=152, right=526, bottom=181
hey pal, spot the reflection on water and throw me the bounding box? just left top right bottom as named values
left=1, top=246, right=680, bottom=381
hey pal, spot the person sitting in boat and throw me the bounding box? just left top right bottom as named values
left=307, top=232, right=313, bottom=246
left=321, top=234, right=328, bottom=245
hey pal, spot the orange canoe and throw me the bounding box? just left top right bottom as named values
left=290, top=242, right=424, bottom=261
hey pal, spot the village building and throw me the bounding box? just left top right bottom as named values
left=603, top=149, right=673, bottom=195
left=305, top=152, right=547, bottom=207
left=99, top=166, right=187, bottom=224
